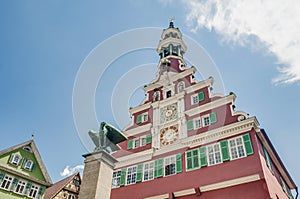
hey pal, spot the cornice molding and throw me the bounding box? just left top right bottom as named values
left=114, top=149, right=153, bottom=169
left=185, top=94, right=235, bottom=117
left=129, top=102, right=152, bottom=115
left=185, top=77, right=214, bottom=94
left=182, top=117, right=259, bottom=148
left=123, top=123, right=152, bottom=137
left=115, top=117, right=259, bottom=168
left=0, top=165, right=52, bottom=187
left=199, top=174, right=261, bottom=192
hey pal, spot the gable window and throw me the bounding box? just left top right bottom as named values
left=1, top=175, right=13, bottom=190
left=229, top=137, right=246, bottom=160
left=164, top=156, right=176, bottom=176
left=191, top=91, right=204, bottom=104
left=143, top=162, right=154, bottom=181
left=10, top=154, right=21, bottom=166
left=166, top=90, right=172, bottom=98
left=136, top=112, right=148, bottom=124
left=15, top=180, right=26, bottom=194
left=28, top=184, right=39, bottom=198
left=23, top=146, right=32, bottom=153
left=112, top=170, right=121, bottom=188
left=178, top=82, right=185, bottom=92
left=207, top=143, right=222, bottom=165
left=24, top=160, right=34, bottom=171
left=202, top=112, right=217, bottom=126
left=126, top=166, right=137, bottom=185
left=186, top=149, right=200, bottom=170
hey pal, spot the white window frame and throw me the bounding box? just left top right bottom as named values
left=142, top=113, right=148, bottom=123
left=10, top=154, right=21, bottom=166
left=164, top=156, right=176, bottom=176
left=24, top=160, right=33, bottom=171
left=143, top=162, right=154, bottom=181
left=140, top=135, right=147, bottom=147
left=202, top=114, right=211, bottom=127
left=14, top=179, right=26, bottom=194
left=207, top=143, right=222, bottom=166
left=112, top=170, right=121, bottom=188
left=191, top=93, right=199, bottom=104
left=228, top=136, right=246, bottom=160
left=132, top=138, right=139, bottom=149
left=194, top=118, right=201, bottom=129
left=0, top=175, right=13, bottom=190
left=126, top=166, right=137, bottom=185
left=28, top=184, right=39, bottom=198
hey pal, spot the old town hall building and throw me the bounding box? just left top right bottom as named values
left=109, top=22, right=297, bottom=199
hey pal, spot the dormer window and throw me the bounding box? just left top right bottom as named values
left=10, top=154, right=21, bottom=166
left=24, top=160, right=34, bottom=171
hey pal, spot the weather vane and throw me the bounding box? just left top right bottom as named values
left=170, top=16, right=175, bottom=22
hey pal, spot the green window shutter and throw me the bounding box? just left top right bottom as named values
left=127, top=140, right=133, bottom=150
left=199, top=146, right=207, bottom=167
left=198, top=91, right=204, bottom=101
left=8, top=154, right=14, bottom=164
left=220, top=140, right=230, bottom=161
left=26, top=182, right=32, bottom=189
left=243, top=133, right=254, bottom=155
left=146, top=134, right=152, bottom=144
left=136, top=164, right=143, bottom=182
left=263, top=145, right=273, bottom=172
left=210, top=112, right=217, bottom=123
left=187, top=120, right=194, bottom=131
left=11, top=178, right=18, bottom=190
left=120, top=168, right=127, bottom=186
left=176, top=154, right=182, bottom=173
left=154, top=159, right=164, bottom=178
left=38, top=186, right=44, bottom=196
left=0, top=173, right=4, bottom=183
left=136, top=114, right=142, bottom=124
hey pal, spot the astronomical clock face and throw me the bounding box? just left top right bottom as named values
left=160, top=103, right=178, bottom=124
left=160, top=125, right=179, bottom=146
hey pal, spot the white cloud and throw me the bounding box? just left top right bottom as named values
left=179, top=0, right=300, bottom=84
left=60, top=165, right=84, bottom=177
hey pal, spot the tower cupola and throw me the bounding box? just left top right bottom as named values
left=157, top=19, right=187, bottom=59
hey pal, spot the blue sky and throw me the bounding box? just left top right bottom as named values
left=0, top=0, right=299, bottom=188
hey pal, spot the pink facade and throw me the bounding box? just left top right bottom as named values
left=110, top=22, right=297, bottom=199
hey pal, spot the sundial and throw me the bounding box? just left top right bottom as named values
left=88, top=122, right=127, bottom=153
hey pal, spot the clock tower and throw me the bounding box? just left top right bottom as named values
left=109, top=21, right=297, bottom=199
